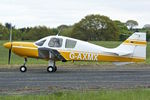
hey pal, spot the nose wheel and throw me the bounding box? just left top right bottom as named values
left=20, top=58, right=27, bottom=72
left=20, top=66, right=27, bottom=72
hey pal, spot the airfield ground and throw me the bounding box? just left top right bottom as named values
left=0, top=64, right=150, bottom=100
left=0, top=64, right=150, bottom=95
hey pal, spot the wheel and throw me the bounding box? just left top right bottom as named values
left=47, top=66, right=57, bottom=72
left=47, top=66, right=54, bottom=72
left=20, top=66, right=27, bottom=72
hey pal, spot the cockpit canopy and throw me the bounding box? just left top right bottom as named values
left=48, top=38, right=63, bottom=47
left=35, top=36, right=77, bottom=49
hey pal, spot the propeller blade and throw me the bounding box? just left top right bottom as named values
left=8, top=49, right=11, bottom=64
left=8, top=23, right=12, bottom=64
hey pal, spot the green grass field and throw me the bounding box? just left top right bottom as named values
left=0, top=89, right=150, bottom=100
left=0, top=40, right=150, bottom=65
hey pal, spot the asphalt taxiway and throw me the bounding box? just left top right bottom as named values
left=0, top=65, right=150, bottom=94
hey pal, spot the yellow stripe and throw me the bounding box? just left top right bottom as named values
left=59, top=51, right=145, bottom=62
left=98, top=55, right=145, bottom=62
left=123, top=39, right=147, bottom=46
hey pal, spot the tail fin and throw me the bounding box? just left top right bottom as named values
left=116, top=32, right=147, bottom=62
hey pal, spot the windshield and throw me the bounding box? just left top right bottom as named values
left=48, top=38, right=63, bottom=47
left=35, top=39, right=46, bottom=46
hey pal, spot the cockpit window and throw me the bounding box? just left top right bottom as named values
left=65, top=39, right=77, bottom=48
left=35, top=39, right=46, bottom=46
left=48, top=38, right=63, bottom=47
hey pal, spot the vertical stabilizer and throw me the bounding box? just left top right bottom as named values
left=116, top=32, right=147, bottom=62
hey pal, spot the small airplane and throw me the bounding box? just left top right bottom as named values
left=3, top=32, right=147, bottom=72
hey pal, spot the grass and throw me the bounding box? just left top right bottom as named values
left=0, top=89, right=150, bottom=100
left=0, top=40, right=150, bottom=65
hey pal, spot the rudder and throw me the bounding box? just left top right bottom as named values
left=116, top=32, right=147, bottom=62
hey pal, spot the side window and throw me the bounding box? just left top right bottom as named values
left=65, top=39, right=77, bottom=48
left=48, top=38, right=63, bottom=47
left=35, top=39, right=46, bottom=46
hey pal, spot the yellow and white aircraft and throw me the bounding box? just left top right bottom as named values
left=3, top=32, right=147, bottom=72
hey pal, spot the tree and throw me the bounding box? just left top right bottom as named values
left=143, top=24, right=150, bottom=29
left=5, top=23, right=15, bottom=29
left=57, top=25, right=73, bottom=37
left=23, top=26, right=54, bottom=40
left=126, top=20, right=138, bottom=30
left=5, top=23, right=11, bottom=29
left=60, top=27, right=73, bottom=37
left=113, top=20, right=131, bottom=41
left=0, top=23, right=9, bottom=40
left=113, top=20, right=129, bottom=34
left=71, top=14, right=118, bottom=41
left=57, top=25, right=69, bottom=30
left=146, top=30, right=150, bottom=41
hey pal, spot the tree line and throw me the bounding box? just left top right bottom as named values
left=0, top=14, right=150, bottom=41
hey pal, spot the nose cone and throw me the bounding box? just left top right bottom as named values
left=3, top=42, right=12, bottom=49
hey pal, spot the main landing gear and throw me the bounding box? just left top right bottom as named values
left=19, top=58, right=57, bottom=73
left=47, top=60, right=57, bottom=72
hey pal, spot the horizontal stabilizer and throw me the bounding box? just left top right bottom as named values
left=104, top=50, right=133, bottom=56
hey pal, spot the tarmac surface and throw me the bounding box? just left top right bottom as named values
left=0, top=65, right=150, bottom=94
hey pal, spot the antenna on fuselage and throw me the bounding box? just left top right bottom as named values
left=56, top=27, right=63, bottom=36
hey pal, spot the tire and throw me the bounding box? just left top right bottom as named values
left=54, top=66, right=57, bottom=72
left=20, top=66, right=27, bottom=72
left=47, top=66, right=57, bottom=72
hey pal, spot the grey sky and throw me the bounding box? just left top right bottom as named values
left=0, top=0, right=149, bottom=28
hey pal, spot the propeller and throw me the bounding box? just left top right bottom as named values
left=8, top=24, right=12, bottom=64
left=8, top=49, right=12, bottom=64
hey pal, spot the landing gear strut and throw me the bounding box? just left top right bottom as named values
left=20, top=58, right=27, bottom=72
left=47, top=60, right=57, bottom=72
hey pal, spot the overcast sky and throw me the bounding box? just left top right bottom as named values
left=0, top=0, right=149, bottom=28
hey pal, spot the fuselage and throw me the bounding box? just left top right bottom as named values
left=3, top=35, right=146, bottom=62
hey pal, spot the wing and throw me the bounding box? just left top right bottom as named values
left=38, top=47, right=66, bottom=62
